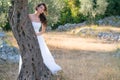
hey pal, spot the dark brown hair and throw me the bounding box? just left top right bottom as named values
left=35, top=3, right=47, bottom=26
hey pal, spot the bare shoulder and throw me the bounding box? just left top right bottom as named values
left=28, top=14, right=33, bottom=18
left=28, top=14, right=34, bottom=21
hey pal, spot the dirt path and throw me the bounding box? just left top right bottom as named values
left=43, top=32, right=120, bottom=80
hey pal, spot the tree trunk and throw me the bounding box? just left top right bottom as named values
left=8, top=0, right=52, bottom=80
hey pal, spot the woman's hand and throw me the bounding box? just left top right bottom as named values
left=36, top=32, right=41, bottom=36
left=36, top=23, right=46, bottom=36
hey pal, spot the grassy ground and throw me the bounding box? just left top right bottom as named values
left=1, top=26, right=120, bottom=80
left=44, top=32, right=120, bottom=80
left=0, top=63, right=18, bottom=80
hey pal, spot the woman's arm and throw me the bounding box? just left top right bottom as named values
left=36, top=23, right=46, bottom=36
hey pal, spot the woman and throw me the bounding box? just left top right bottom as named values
left=19, top=3, right=62, bottom=75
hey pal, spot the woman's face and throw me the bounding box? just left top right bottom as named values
left=37, top=5, right=45, bottom=14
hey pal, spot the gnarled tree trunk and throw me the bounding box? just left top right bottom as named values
left=8, top=0, right=52, bottom=80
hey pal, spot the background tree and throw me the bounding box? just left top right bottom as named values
left=28, top=0, right=64, bottom=26
left=0, top=0, right=11, bottom=30
left=105, top=0, right=120, bottom=16
left=0, top=0, right=120, bottom=30
left=52, top=0, right=86, bottom=29
left=79, top=0, right=108, bottom=23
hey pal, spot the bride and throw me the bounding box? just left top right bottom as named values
left=19, top=3, right=62, bottom=75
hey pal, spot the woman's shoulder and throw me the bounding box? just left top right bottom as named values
left=28, top=14, right=34, bottom=17
left=28, top=14, right=34, bottom=20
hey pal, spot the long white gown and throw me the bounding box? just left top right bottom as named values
left=19, top=22, right=62, bottom=74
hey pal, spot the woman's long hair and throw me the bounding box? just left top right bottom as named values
left=35, top=3, right=47, bottom=26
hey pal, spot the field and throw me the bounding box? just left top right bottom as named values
left=1, top=27, right=120, bottom=80
left=44, top=32, right=120, bottom=80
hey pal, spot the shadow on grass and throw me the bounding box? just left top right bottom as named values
left=50, top=46, right=120, bottom=80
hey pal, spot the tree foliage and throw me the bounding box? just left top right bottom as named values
left=0, top=0, right=120, bottom=30
left=79, top=0, right=108, bottom=22
left=28, top=0, right=64, bottom=26
left=0, top=0, right=11, bottom=30
left=105, top=0, right=120, bottom=16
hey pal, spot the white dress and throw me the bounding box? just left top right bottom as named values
left=19, top=22, right=62, bottom=74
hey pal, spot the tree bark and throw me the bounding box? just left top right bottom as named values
left=8, top=0, right=52, bottom=80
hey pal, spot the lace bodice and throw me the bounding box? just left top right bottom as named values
left=32, top=22, right=41, bottom=33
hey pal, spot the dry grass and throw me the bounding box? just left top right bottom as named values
left=43, top=32, right=120, bottom=80
left=2, top=30, right=120, bottom=80
left=0, top=63, right=18, bottom=80
left=44, top=32, right=120, bottom=52
left=5, top=31, right=18, bottom=48
left=51, top=49, right=120, bottom=80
